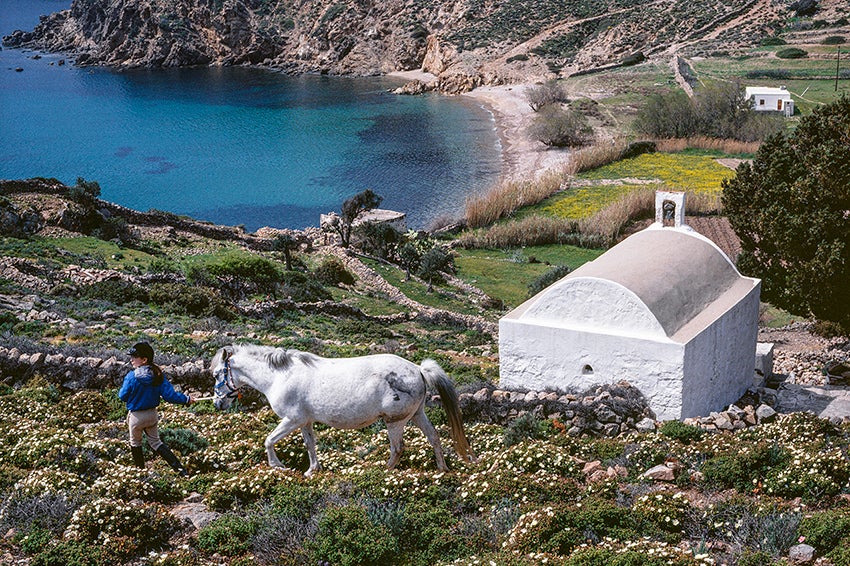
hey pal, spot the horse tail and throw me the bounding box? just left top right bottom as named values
left=419, top=359, right=477, bottom=464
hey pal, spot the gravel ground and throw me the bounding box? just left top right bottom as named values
left=759, top=322, right=849, bottom=386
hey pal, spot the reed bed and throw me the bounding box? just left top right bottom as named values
left=566, top=140, right=629, bottom=175
left=464, top=142, right=630, bottom=229
left=577, top=187, right=724, bottom=245
left=457, top=215, right=606, bottom=249
left=654, top=137, right=760, bottom=155
left=464, top=170, right=566, bottom=229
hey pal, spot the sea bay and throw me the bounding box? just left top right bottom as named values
left=0, top=0, right=501, bottom=231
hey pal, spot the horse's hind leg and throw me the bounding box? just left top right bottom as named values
left=412, top=407, right=448, bottom=472
left=301, top=423, right=322, bottom=477
left=386, top=420, right=406, bottom=470
left=265, top=418, right=301, bottom=468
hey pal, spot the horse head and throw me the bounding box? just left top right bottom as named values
left=212, top=346, right=241, bottom=410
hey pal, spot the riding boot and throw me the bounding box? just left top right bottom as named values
left=130, top=446, right=146, bottom=469
left=156, top=444, right=189, bottom=477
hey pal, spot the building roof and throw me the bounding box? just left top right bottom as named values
left=745, top=86, right=793, bottom=98
left=508, top=227, right=760, bottom=342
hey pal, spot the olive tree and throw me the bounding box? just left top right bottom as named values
left=722, top=96, right=850, bottom=331
left=329, top=189, right=383, bottom=248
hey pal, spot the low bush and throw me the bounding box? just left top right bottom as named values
left=621, top=51, right=645, bottom=66
left=147, top=282, right=234, bottom=319
left=775, top=47, right=808, bottom=59
left=798, top=509, right=850, bottom=554
left=659, top=420, right=705, bottom=444
left=503, top=413, right=552, bottom=447
left=527, top=265, right=572, bottom=297
left=198, top=513, right=256, bottom=556
left=314, top=255, right=355, bottom=286
left=528, top=105, right=593, bottom=148
left=159, top=428, right=209, bottom=455
left=280, top=270, right=331, bottom=302
left=30, top=539, right=110, bottom=566
left=80, top=280, right=148, bottom=305
left=821, top=35, right=846, bottom=44
left=526, top=80, right=569, bottom=112
left=760, top=36, right=787, bottom=46
left=618, top=140, right=656, bottom=160
left=308, top=504, right=398, bottom=565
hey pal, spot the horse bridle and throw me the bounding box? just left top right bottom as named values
left=214, top=354, right=242, bottom=401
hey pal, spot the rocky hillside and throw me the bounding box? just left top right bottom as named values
left=4, top=0, right=847, bottom=92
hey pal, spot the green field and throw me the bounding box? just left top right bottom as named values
left=454, top=245, right=604, bottom=308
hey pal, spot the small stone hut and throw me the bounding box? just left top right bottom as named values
left=499, top=192, right=761, bottom=420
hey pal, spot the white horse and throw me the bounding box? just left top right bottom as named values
left=210, top=344, right=476, bottom=476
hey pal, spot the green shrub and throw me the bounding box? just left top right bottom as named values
left=280, top=270, right=331, bottom=302
left=760, top=36, right=787, bottom=46
left=159, top=428, right=209, bottom=455
left=203, top=251, right=281, bottom=287
left=619, top=140, right=656, bottom=160
left=506, top=53, right=529, bottom=63
left=308, top=504, right=398, bottom=566
left=621, top=51, right=645, bottom=66
left=736, top=550, right=775, bottom=566
left=65, top=498, right=179, bottom=555
left=528, top=104, right=593, bottom=147
left=776, top=47, right=808, bottom=59
left=80, top=280, right=148, bottom=304
left=16, top=525, right=53, bottom=555
left=147, top=282, right=234, bottom=319
left=527, top=265, right=572, bottom=297
left=270, top=482, right=325, bottom=519
left=701, top=442, right=787, bottom=492
left=314, top=255, right=355, bottom=286
left=503, top=413, right=551, bottom=447
left=30, top=540, right=109, bottom=566
left=821, top=35, right=845, bottom=45
left=798, top=509, right=850, bottom=553
left=398, top=500, right=479, bottom=564
left=659, top=420, right=705, bottom=444
left=197, top=513, right=256, bottom=556
left=827, top=538, right=850, bottom=566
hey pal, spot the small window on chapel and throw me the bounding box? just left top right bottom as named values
left=582, top=364, right=594, bottom=375
left=662, top=200, right=676, bottom=227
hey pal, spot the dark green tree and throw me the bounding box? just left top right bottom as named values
left=336, top=189, right=383, bottom=248
left=271, top=233, right=297, bottom=270
left=722, top=96, right=850, bottom=331
left=417, top=246, right=455, bottom=292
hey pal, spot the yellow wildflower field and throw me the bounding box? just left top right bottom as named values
left=540, top=153, right=735, bottom=220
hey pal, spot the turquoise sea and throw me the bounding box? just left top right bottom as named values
left=0, top=0, right=501, bottom=231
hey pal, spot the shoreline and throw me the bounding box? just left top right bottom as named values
left=389, top=70, right=571, bottom=183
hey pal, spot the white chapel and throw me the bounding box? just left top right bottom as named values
left=499, top=191, right=762, bottom=420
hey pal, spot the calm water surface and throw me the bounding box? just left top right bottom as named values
left=0, top=0, right=501, bottom=230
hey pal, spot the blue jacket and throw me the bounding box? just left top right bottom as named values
left=118, top=365, right=189, bottom=412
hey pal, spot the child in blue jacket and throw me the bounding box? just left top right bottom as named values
left=118, top=341, right=193, bottom=477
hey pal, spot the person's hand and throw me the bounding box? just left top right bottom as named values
left=187, top=396, right=194, bottom=405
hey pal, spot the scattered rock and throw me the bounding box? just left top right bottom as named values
left=642, top=464, right=675, bottom=481
left=788, top=543, right=815, bottom=563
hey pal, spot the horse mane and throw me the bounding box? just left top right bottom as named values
left=227, top=344, right=318, bottom=371
left=267, top=348, right=319, bottom=371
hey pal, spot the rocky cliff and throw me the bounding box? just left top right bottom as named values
left=3, top=0, right=843, bottom=92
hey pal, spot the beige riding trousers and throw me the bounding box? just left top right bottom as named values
left=127, top=408, right=163, bottom=450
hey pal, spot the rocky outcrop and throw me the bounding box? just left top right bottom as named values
left=1, top=0, right=806, bottom=93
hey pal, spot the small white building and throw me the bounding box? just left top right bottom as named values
left=745, top=86, right=794, bottom=117
left=499, top=192, right=762, bottom=420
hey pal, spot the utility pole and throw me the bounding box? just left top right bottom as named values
left=837, top=46, right=841, bottom=92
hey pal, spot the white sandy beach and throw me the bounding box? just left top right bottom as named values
left=389, top=70, right=572, bottom=182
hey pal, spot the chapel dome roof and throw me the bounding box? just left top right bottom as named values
left=516, top=227, right=758, bottom=339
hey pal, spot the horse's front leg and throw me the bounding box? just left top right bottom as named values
left=301, top=423, right=322, bottom=477
left=264, top=418, right=301, bottom=468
